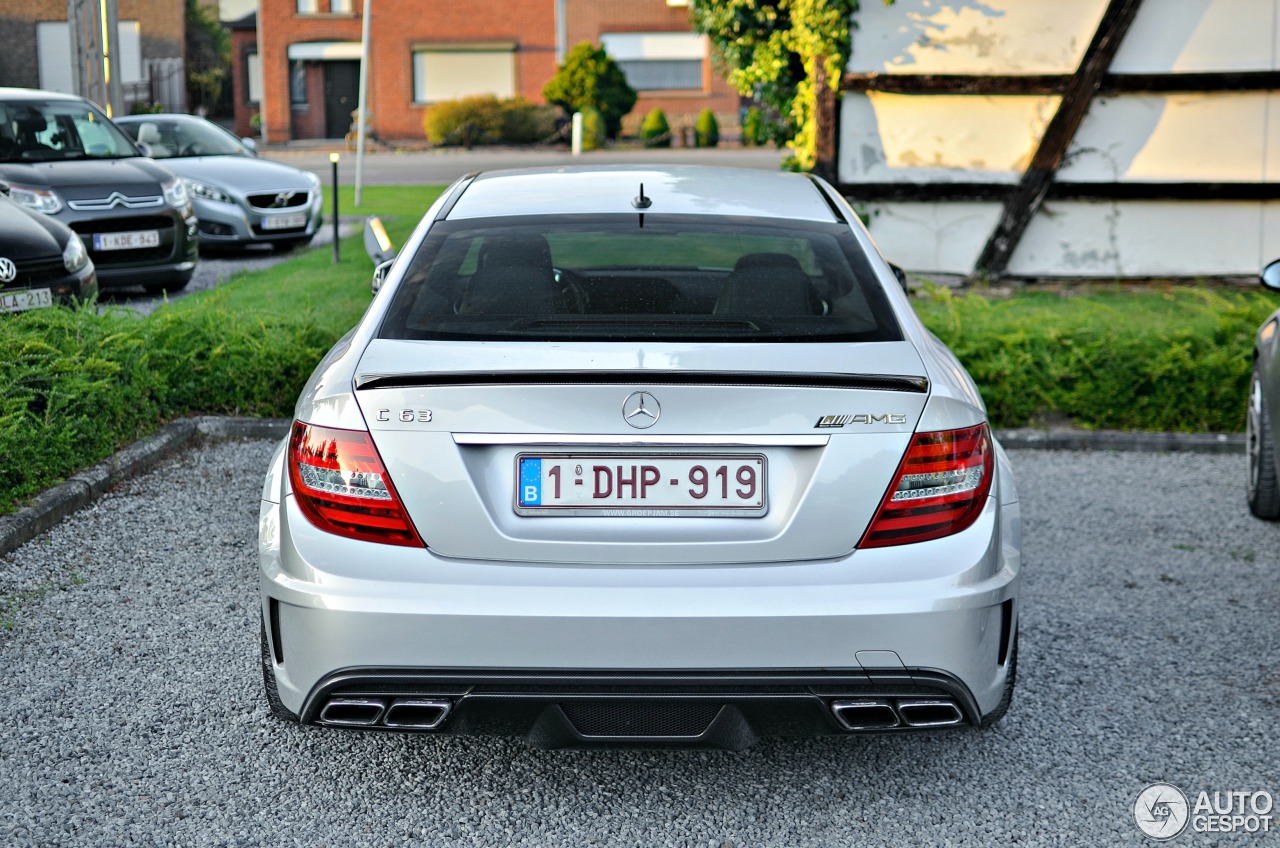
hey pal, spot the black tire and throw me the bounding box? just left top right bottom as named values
left=1247, top=365, right=1280, bottom=520
left=980, top=630, right=1017, bottom=729
left=261, top=616, right=299, bottom=723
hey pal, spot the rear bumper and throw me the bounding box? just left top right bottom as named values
left=260, top=488, right=1021, bottom=740
left=298, top=668, right=982, bottom=750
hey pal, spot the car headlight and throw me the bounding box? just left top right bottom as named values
left=305, top=171, right=321, bottom=189
left=62, top=233, right=88, bottom=273
left=184, top=178, right=232, bottom=204
left=8, top=184, right=63, bottom=215
left=162, top=176, right=190, bottom=208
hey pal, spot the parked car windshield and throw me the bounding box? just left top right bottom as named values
left=0, top=99, right=138, bottom=162
left=379, top=215, right=903, bottom=343
left=116, top=116, right=248, bottom=159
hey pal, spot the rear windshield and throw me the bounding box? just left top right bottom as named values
left=378, top=215, right=901, bottom=343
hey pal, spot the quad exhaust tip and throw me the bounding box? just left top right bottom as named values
left=830, top=698, right=964, bottom=731
left=318, top=697, right=453, bottom=730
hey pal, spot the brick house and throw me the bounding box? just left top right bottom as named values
left=238, top=0, right=737, bottom=144
left=0, top=0, right=186, bottom=111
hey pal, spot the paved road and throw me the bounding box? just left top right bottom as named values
left=1, top=444, right=1276, bottom=846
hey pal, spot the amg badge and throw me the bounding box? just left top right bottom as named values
left=815, top=413, right=908, bottom=428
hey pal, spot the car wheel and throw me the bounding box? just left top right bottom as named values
left=261, top=616, right=299, bottom=723
left=980, top=629, right=1017, bottom=729
left=1246, top=365, right=1280, bottom=519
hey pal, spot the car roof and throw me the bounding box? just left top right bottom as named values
left=447, top=165, right=841, bottom=223
left=0, top=87, right=86, bottom=103
left=114, top=113, right=200, bottom=122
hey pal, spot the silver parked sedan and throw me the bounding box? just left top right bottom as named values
left=1248, top=260, right=1280, bottom=519
left=258, top=166, right=1022, bottom=749
left=114, top=113, right=322, bottom=251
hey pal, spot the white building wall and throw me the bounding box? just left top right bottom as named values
left=840, top=0, right=1280, bottom=277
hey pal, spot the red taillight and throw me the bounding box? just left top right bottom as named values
left=859, top=423, right=993, bottom=548
left=287, top=421, right=424, bottom=548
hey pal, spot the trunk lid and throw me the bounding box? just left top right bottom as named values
left=353, top=340, right=929, bottom=564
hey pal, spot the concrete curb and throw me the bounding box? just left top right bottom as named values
left=0, top=417, right=1244, bottom=559
left=0, top=417, right=290, bottom=559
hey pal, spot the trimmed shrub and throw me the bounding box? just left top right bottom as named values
left=694, top=109, right=720, bottom=148
left=422, top=95, right=503, bottom=147
left=500, top=98, right=559, bottom=144
left=543, top=42, right=637, bottom=139
left=741, top=106, right=765, bottom=147
left=578, top=106, right=607, bottom=151
left=639, top=108, right=671, bottom=148
left=914, top=286, right=1276, bottom=432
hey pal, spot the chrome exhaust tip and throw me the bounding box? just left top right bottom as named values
left=319, top=698, right=386, bottom=726
left=896, top=699, right=964, bottom=728
left=831, top=699, right=901, bottom=731
left=383, top=699, right=452, bottom=730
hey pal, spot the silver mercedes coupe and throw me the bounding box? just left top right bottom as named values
left=257, top=165, right=1023, bottom=749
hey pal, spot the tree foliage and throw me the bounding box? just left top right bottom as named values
left=185, top=0, right=231, bottom=115
left=692, top=0, right=889, bottom=170
left=542, top=42, right=637, bottom=140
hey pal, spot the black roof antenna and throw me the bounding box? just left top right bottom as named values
left=631, top=183, right=652, bottom=210
left=632, top=183, right=651, bottom=228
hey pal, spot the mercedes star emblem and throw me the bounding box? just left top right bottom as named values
left=622, top=391, right=661, bottom=429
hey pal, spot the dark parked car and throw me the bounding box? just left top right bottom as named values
left=0, top=88, right=197, bottom=294
left=0, top=179, right=96, bottom=312
left=1248, top=260, right=1280, bottom=519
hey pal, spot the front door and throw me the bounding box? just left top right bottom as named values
left=324, top=62, right=360, bottom=139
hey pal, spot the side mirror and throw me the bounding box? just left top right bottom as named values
left=1263, top=259, right=1280, bottom=292
left=364, top=215, right=396, bottom=266
left=889, top=263, right=909, bottom=294
left=240, top=137, right=258, bottom=156
left=135, top=141, right=153, bottom=158
left=372, top=259, right=394, bottom=294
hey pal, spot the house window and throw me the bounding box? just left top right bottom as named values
left=289, top=61, right=307, bottom=105
left=331, top=0, right=353, bottom=13
left=412, top=45, right=515, bottom=103
left=297, top=0, right=318, bottom=14
left=246, top=52, right=262, bottom=103
left=37, top=20, right=143, bottom=94
left=601, top=32, right=705, bottom=92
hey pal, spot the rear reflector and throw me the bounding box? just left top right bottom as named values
left=287, top=421, right=423, bottom=547
left=859, top=424, right=993, bottom=548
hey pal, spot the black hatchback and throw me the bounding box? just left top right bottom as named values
left=0, top=88, right=197, bottom=294
left=0, top=181, right=97, bottom=312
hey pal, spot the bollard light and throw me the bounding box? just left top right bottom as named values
left=329, top=152, right=340, bottom=264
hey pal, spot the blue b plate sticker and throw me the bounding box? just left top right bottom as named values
left=518, top=457, right=542, bottom=506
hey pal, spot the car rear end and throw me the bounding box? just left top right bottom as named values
left=259, top=168, right=1021, bottom=748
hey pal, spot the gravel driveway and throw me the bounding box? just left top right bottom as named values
left=1, top=441, right=1276, bottom=846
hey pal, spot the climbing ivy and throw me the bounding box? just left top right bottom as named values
left=692, top=0, right=890, bottom=171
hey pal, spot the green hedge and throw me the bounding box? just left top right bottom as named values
left=914, top=286, right=1274, bottom=432
left=0, top=302, right=335, bottom=515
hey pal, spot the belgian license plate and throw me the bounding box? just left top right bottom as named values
left=94, top=230, right=160, bottom=251
left=0, top=288, right=53, bottom=313
left=516, top=454, right=767, bottom=517
left=262, top=212, right=307, bottom=230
